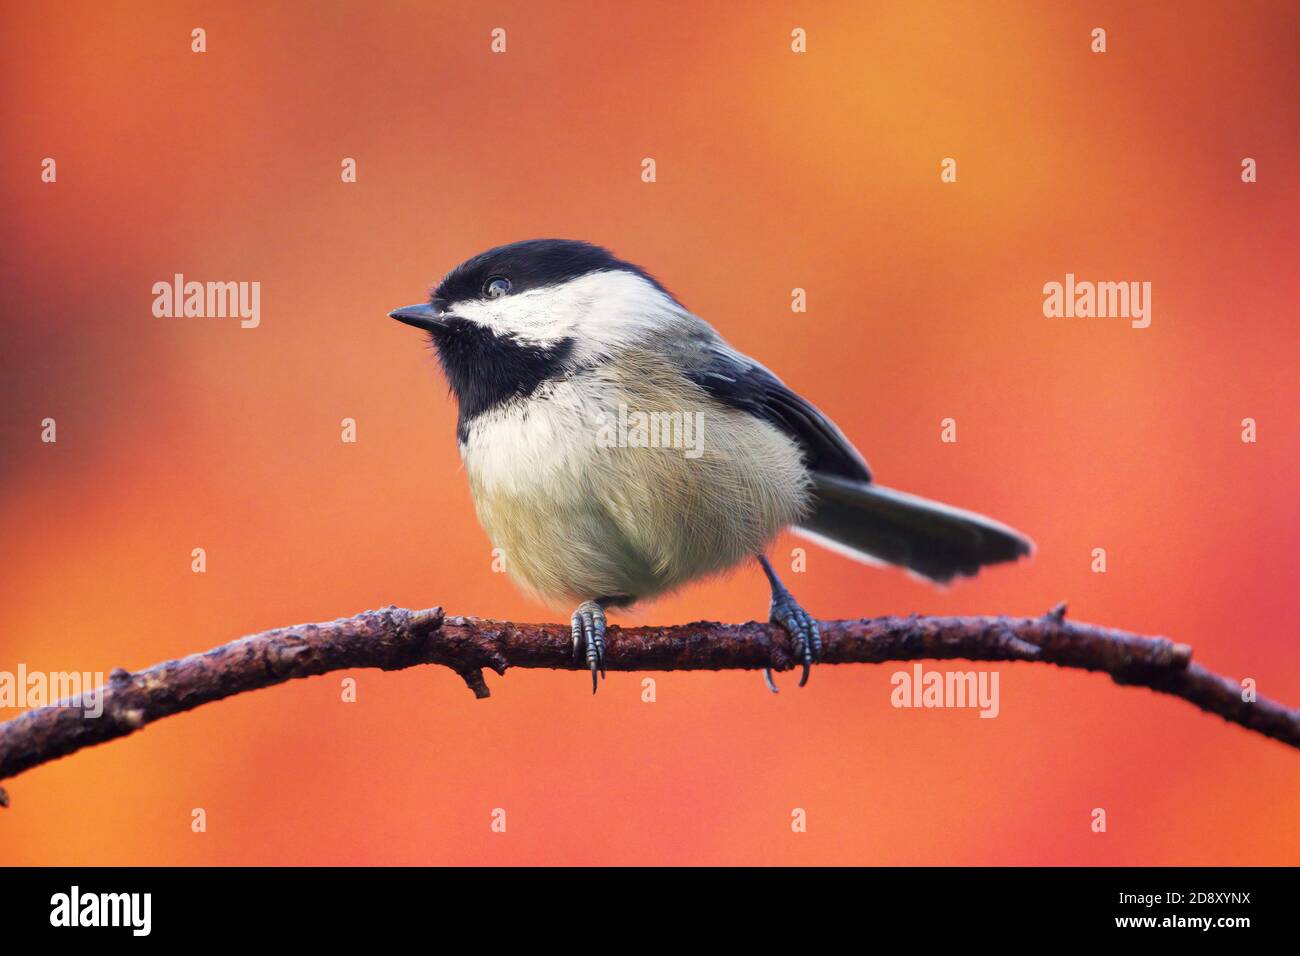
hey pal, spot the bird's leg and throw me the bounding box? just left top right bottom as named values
left=757, top=554, right=821, bottom=692
left=570, top=599, right=608, bottom=694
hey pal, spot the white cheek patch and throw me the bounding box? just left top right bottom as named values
left=449, top=271, right=685, bottom=359
left=453, top=287, right=570, bottom=345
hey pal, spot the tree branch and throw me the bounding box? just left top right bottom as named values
left=1, top=602, right=1295, bottom=806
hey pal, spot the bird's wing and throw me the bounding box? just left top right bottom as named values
left=666, top=323, right=872, bottom=483
left=657, top=317, right=1033, bottom=582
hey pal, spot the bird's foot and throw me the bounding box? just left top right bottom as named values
left=764, top=590, right=821, bottom=692
left=571, top=600, right=607, bottom=694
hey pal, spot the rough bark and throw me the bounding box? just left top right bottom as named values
left=1, top=602, right=1295, bottom=806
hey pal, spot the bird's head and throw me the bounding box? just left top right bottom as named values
left=390, top=239, right=683, bottom=431
left=391, top=238, right=681, bottom=354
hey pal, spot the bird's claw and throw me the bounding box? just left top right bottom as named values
left=571, top=600, right=607, bottom=694
left=764, top=591, right=821, bottom=692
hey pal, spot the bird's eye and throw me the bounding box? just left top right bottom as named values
left=484, top=276, right=511, bottom=298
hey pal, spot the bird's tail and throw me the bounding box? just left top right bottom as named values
left=795, top=473, right=1033, bottom=583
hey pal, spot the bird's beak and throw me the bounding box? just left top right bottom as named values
left=389, top=302, right=445, bottom=332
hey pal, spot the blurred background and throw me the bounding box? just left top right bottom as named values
left=1, top=0, right=1296, bottom=864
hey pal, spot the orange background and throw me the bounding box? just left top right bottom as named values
left=2, top=1, right=1297, bottom=865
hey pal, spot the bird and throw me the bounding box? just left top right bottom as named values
left=391, top=239, right=1032, bottom=693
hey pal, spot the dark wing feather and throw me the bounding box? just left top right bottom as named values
left=678, top=340, right=871, bottom=482
left=665, top=324, right=1031, bottom=582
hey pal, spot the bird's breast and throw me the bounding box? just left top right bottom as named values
left=459, top=357, right=811, bottom=605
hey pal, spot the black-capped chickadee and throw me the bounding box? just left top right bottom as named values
left=391, top=239, right=1032, bottom=693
